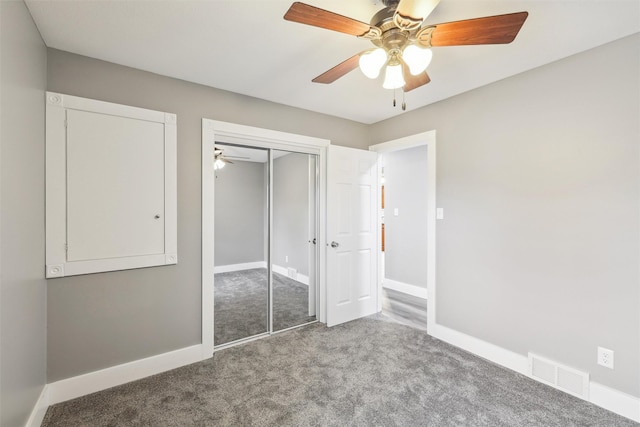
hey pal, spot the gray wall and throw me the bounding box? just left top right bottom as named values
left=14, top=16, right=637, bottom=402
left=370, top=34, right=640, bottom=397
left=214, top=160, right=267, bottom=267
left=0, top=1, right=48, bottom=425
left=272, top=152, right=312, bottom=276
left=383, top=145, right=428, bottom=288
left=46, top=49, right=370, bottom=381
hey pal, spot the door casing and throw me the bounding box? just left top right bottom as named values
left=369, top=130, right=437, bottom=333
left=202, top=119, right=329, bottom=357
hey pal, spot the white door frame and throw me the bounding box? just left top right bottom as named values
left=201, top=119, right=329, bottom=357
left=369, top=130, right=437, bottom=334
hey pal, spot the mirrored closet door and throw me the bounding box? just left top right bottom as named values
left=272, top=150, right=317, bottom=332
left=213, top=144, right=318, bottom=348
left=213, top=144, right=269, bottom=346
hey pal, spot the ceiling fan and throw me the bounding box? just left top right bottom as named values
left=284, top=0, right=528, bottom=109
left=214, top=146, right=254, bottom=169
left=214, top=147, right=233, bottom=170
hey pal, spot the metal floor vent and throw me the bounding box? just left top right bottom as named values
left=528, top=353, right=589, bottom=400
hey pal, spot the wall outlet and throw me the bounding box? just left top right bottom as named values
left=597, top=347, right=614, bottom=369
left=285, top=255, right=288, bottom=263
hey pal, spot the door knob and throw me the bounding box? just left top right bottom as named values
left=331, top=241, right=339, bottom=248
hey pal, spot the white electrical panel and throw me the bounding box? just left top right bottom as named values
left=45, top=92, right=177, bottom=278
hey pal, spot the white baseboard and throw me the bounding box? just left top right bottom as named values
left=214, top=261, right=266, bottom=274
left=430, top=323, right=528, bottom=374
left=47, top=344, right=205, bottom=406
left=430, top=323, right=640, bottom=423
left=26, top=385, right=49, bottom=427
left=590, top=381, right=640, bottom=422
left=383, top=278, right=427, bottom=299
left=272, top=264, right=309, bottom=285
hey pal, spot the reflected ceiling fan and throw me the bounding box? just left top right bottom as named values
left=214, top=147, right=234, bottom=170
left=214, top=146, right=253, bottom=170
left=284, top=0, right=528, bottom=109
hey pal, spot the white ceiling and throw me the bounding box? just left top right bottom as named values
left=26, top=0, right=640, bottom=124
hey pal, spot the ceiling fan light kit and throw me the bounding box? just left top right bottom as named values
left=359, top=48, right=387, bottom=79
left=214, top=159, right=226, bottom=170
left=402, top=44, right=432, bottom=75
left=382, top=61, right=405, bottom=89
left=284, top=0, right=528, bottom=111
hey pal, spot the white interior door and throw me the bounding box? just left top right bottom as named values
left=327, top=145, right=379, bottom=327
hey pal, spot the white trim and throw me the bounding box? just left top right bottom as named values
left=272, top=264, right=310, bottom=286
left=369, top=130, right=436, bottom=331
left=213, top=261, right=267, bottom=274
left=47, top=344, right=204, bottom=405
left=201, top=123, right=215, bottom=358
left=430, top=324, right=528, bottom=375
left=430, top=323, right=640, bottom=423
left=25, top=385, right=49, bottom=427
left=383, top=278, right=427, bottom=299
left=590, top=382, right=640, bottom=422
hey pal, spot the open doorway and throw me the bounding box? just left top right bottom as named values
left=370, top=131, right=436, bottom=333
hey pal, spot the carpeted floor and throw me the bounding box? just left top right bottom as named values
left=42, top=314, right=636, bottom=427
left=214, top=268, right=316, bottom=345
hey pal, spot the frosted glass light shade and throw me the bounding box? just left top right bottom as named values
left=402, top=45, right=432, bottom=75
left=383, top=63, right=405, bottom=89
left=214, top=159, right=226, bottom=170
left=359, top=48, right=387, bottom=79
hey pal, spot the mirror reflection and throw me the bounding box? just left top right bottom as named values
left=213, top=145, right=318, bottom=347
left=272, top=151, right=317, bottom=331
left=214, top=144, right=269, bottom=346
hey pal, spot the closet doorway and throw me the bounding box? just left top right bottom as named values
left=212, top=142, right=320, bottom=348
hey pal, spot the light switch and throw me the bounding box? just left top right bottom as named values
left=394, top=208, right=399, bottom=216
left=436, top=208, right=444, bottom=219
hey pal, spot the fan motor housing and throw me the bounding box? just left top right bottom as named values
left=370, top=7, right=412, bottom=51
left=381, top=0, right=400, bottom=7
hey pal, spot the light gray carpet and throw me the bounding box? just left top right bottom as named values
left=42, top=314, right=637, bottom=427
left=214, top=268, right=316, bottom=346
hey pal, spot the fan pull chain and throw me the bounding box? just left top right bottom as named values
left=393, top=88, right=396, bottom=107
left=402, top=90, right=406, bottom=111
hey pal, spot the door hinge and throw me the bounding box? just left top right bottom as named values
left=64, top=243, right=68, bottom=254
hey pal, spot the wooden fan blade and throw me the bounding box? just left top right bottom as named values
left=400, top=59, right=431, bottom=92
left=403, top=71, right=431, bottom=92
left=394, top=0, right=440, bottom=30
left=284, top=2, right=373, bottom=37
left=312, top=54, right=361, bottom=84
left=430, top=12, right=528, bottom=47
